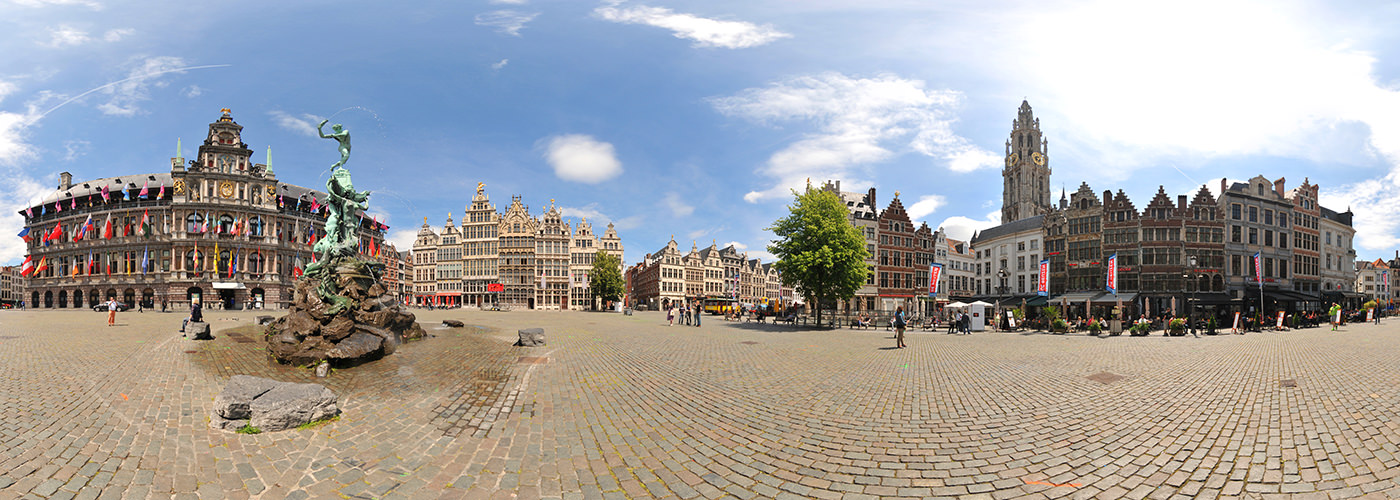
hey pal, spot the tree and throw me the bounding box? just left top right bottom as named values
left=768, top=187, right=869, bottom=327
left=589, top=250, right=625, bottom=310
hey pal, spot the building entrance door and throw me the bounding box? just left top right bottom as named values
left=219, top=289, right=236, bottom=310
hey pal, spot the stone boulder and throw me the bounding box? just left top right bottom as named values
left=188, top=322, right=212, bottom=340
left=442, top=319, right=465, bottom=328
left=263, top=257, right=427, bottom=367
left=255, top=315, right=275, bottom=326
left=210, top=375, right=339, bottom=432
left=516, top=328, right=546, bottom=347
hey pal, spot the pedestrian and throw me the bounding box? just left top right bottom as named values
left=106, top=297, right=118, bottom=326
left=894, top=306, right=907, bottom=348
left=137, top=299, right=144, bottom=313
left=667, top=303, right=675, bottom=326
left=961, top=312, right=971, bottom=334
left=694, top=301, right=702, bottom=327
left=181, top=298, right=203, bottom=334
left=161, top=299, right=167, bottom=313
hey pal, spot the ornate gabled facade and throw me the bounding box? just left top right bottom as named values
left=499, top=196, right=538, bottom=308
left=1102, top=189, right=1140, bottom=294
left=877, top=193, right=918, bottom=312
left=462, top=184, right=500, bottom=307
left=18, top=110, right=388, bottom=311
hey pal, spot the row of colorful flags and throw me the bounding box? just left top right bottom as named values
left=19, top=211, right=153, bottom=246
left=25, top=182, right=167, bottom=219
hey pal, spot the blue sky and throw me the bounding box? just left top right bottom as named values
left=4, top=0, right=1400, bottom=267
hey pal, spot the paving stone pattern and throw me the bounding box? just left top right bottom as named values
left=2, top=309, right=1400, bottom=499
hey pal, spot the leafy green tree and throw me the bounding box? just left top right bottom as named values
left=589, top=250, right=625, bottom=309
left=767, top=187, right=870, bottom=327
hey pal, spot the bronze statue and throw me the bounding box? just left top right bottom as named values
left=317, top=119, right=352, bottom=170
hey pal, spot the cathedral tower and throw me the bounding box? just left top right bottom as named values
left=1001, top=100, right=1052, bottom=223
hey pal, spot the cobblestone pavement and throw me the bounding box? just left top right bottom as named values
left=2, top=308, right=1400, bottom=500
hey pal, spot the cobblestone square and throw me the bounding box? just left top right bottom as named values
left=2, top=309, right=1399, bottom=499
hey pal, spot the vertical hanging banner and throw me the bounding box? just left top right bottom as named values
left=1037, top=259, right=1049, bottom=296
left=1105, top=253, right=1118, bottom=295
left=927, top=263, right=943, bottom=298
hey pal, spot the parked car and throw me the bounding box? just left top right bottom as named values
left=92, top=302, right=131, bottom=312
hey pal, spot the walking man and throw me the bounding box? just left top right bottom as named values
left=106, top=298, right=118, bottom=326
left=894, top=306, right=907, bottom=348
left=694, top=301, right=702, bottom=328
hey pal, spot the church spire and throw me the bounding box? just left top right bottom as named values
left=1001, top=100, right=1051, bottom=223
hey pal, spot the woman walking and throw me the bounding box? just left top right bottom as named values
left=894, top=306, right=907, bottom=348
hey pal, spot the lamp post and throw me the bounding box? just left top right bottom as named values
left=997, top=268, right=1008, bottom=330
left=1185, top=255, right=1199, bottom=337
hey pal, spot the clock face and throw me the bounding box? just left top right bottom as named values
left=173, top=180, right=186, bottom=193
left=1032, top=152, right=1046, bottom=166
left=1005, top=153, right=1019, bottom=167
left=219, top=181, right=235, bottom=198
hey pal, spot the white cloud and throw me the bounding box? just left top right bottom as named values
left=559, top=204, right=644, bottom=231
left=475, top=10, right=539, bottom=36
left=268, top=111, right=325, bottom=137
left=543, top=134, right=623, bottom=183
left=42, top=26, right=131, bottom=47
left=102, top=28, right=132, bottom=42
left=663, top=192, right=693, bottom=217
left=385, top=229, right=417, bottom=252
left=905, top=194, right=946, bottom=221
left=96, top=56, right=187, bottom=116
left=491, top=59, right=509, bottom=71
left=10, top=0, right=102, bottom=8
left=711, top=72, right=997, bottom=203
left=723, top=241, right=747, bottom=251
left=0, top=110, right=36, bottom=166
left=594, top=3, right=790, bottom=49
left=61, top=139, right=90, bottom=161
left=936, top=210, right=1001, bottom=243
left=181, top=85, right=202, bottom=98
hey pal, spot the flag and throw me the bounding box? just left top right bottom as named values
left=70, top=197, right=76, bottom=210
left=143, top=245, right=149, bottom=274
left=1038, top=259, right=1049, bottom=296
left=214, top=241, right=220, bottom=275
left=55, top=199, right=61, bottom=213
left=19, top=256, right=34, bottom=276
left=1106, top=253, right=1118, bottom=295
left=140, top=210, right=150, bottom=238
left=228, top=248, right=237, bottom=278
left=310, top=195, right=320, bottom=213
left=103, top=217, right=113, bottom=239
left=25, top=206, right=32, bottom=218
left=278, top=195, right=283, bottom=208
left=75, top=215, right=90, bottom=241
left=157, top=183, right=165, bottom=199
left=87, top=250, right=94, bottom=274
left=34, top=256, right=48, bottom=274
left=101, top=185, right=110, bottom=202
left=292, top=253, right=303, bottom=278
left=17, top=227, right=31, bottom=243
left=927, top=263, right=943, bottom=298
left=123, top=220, right=130, bottom=237
left=138, top=180, right=149, bottom=198
left=46, top=222, right=62, bottom=242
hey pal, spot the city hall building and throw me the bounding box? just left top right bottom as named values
left=17, top=109, right=389, bottom=311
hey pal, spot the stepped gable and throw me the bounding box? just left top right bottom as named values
left=1106, top=189, right=1137, bottom=216
left=1190, top=185, right=1217, bottom=206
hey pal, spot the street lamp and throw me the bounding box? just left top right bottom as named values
left=1184, top=255, right=1199, bottom=337
left=997, top=268, right=1008, bottom=331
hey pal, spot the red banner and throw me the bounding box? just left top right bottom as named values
left=927, top=263, right=942, bottom=297
left=1037, top=259, right=1049, bottom=296
left=487, top=283, right=504, bottom=292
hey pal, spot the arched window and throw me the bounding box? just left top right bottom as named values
left=249, top=216, right=263, bottom=236
left=186, top=250, right=203, bottom=271
left=248, top=252, right=263, bottom=274
left=219, top=214, right=234, bottom=234
left=187, top=213, right=204, bottom=233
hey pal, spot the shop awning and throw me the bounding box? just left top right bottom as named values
left=212, top=282, right=245, bottom=290
left=1192, top=292, right=1238, bottom=305
left=1101, top=292, right=1136, bottom=303
left=1051, top=291, right=1103, bottom=303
